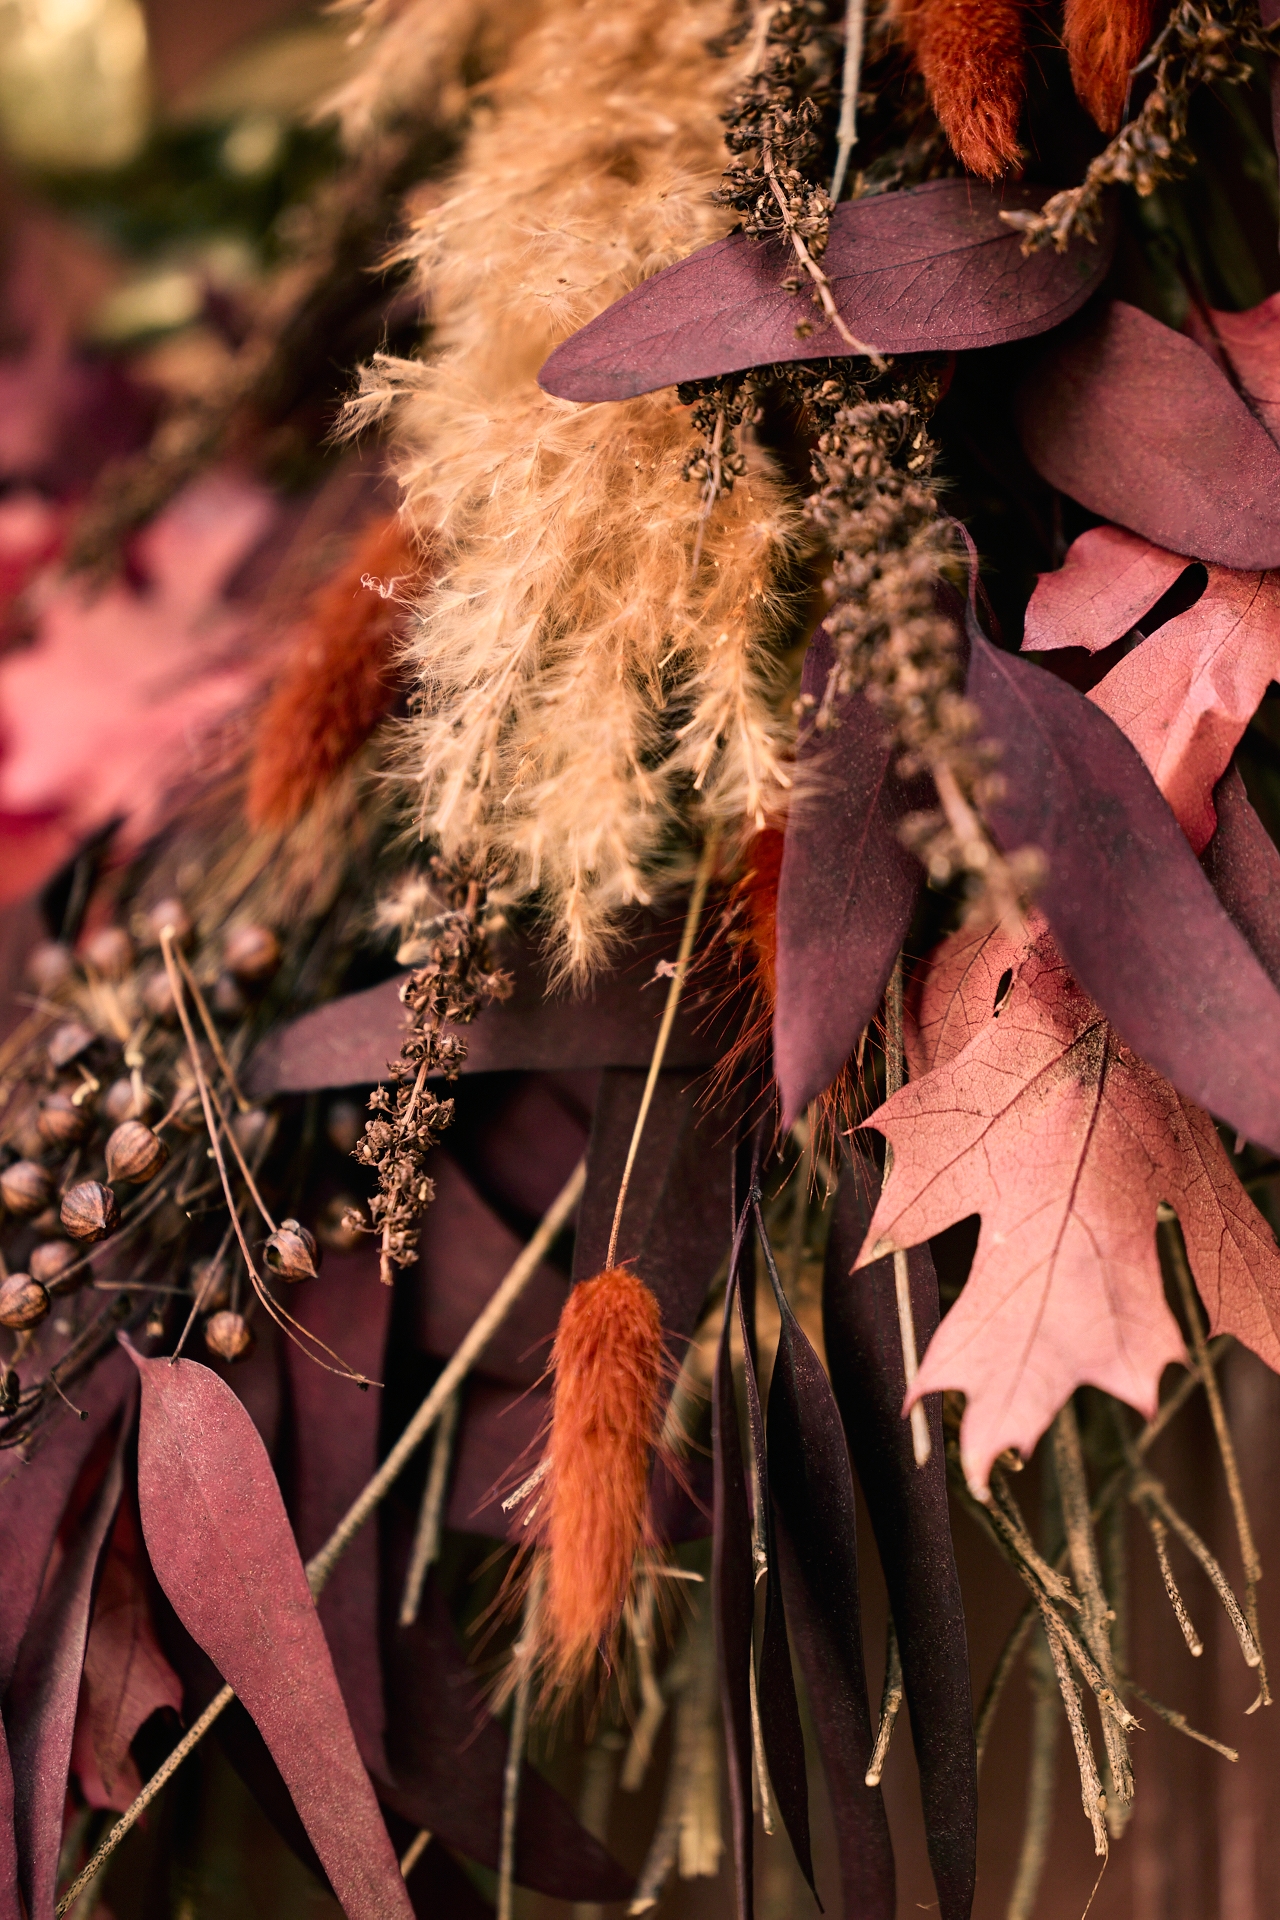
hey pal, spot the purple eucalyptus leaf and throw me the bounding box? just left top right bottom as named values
left=284, top=1242, right=393, bottom=1778
left=712, top=1255, right=756, bottom=1920
left=969, top=631, right=1280, bottom=1154
left=1202, top=761, right=1280, bottom=990
left=539, top=181, right=1115, bottom=403
left=823, top=1158, right=975, bottom=1920
left=774, top=624, right=925, bottom=1125
left=7, top=1401, right=132, bottom=1920
left=761, top=1215, right=895, bottom=1918
left=1016, top=301, right=1280, bottom=570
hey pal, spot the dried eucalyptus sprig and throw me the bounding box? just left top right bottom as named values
left=351, top=860, right=511, bottom=1283
left=1004, top=0, right=1280, bottom=253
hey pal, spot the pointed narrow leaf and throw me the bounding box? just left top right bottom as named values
left=1202, top=762, right=1280, bottom=988
left=968, top=629, right=1280, bottom=1154
left=712, top=1258, right=756, bottom=1920
left=762, top=1233, right=895, bottom=1917
left=124, top=1346, right=413, bottom=1920
left=774, top=625, right=924, bottom=1124
left=539, top=181, right=1115, bottom=402
left=1016, top=302, right=1280, bottom=570
left=7, top=1405, right=131, bottom=1920
left=822, top=1159, right=976, bottom=1920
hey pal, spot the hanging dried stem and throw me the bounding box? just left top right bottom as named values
left=1143, top=1507, right=1204, bottom=1657
left=398, top=1386, right=461, bottom=1626
left=864, top=1615, right=904, bottom=1786
left=1002, top=0, right=1280, bottom=252
left=1044, top=1615, right=1108, bottom=1859
left=1052, top=1402, right=1132, bottom=1826
left=1006, top=1627, right=1060, bottom=1920
left=499, top=1559, right=545, bottom=1920
left=884, top=955, right=930, bottom=1467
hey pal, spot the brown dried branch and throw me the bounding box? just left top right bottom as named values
left=864, top=1614, right=904, bottom=1786
left=1053, top=1403, right=1132, bottom=1826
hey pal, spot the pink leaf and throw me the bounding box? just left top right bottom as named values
left=1021, top=523, right=1189, bottom=655
left=858, top=916, right=1280, bottom=1495
left=124, top=1345, right=413, bottom=1920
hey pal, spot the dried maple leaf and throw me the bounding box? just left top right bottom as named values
left=857, top=912, right=1280, bottom=1496
left=1024, top=522, right=1280, bottom=851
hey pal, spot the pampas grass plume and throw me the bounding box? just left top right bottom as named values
left=1062, top=0, right=1155, bottom=134
left=539, top=1266, right=663, bottom=1691
left=911, top=0, right=1027, bottom=179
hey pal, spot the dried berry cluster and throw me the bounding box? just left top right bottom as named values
left=716, top=0, right=833, bottom=268
left=793, top=364, right=1041, bottom=918
left=352, top=862, right=511, bottom=1284
left=1007, top=0, right=1280, bottom=252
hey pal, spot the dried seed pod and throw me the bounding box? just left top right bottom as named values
left=104, top=1077, right=153, bottom=1125
left=47, top=1021, right=95, bottom=1070
left=211, top=973, right=248, bottom=1021
left=25, top=941, right=73, bottom=996
left=105, top=1120, right=169, bottom=1183
left=0, top=1160, right=53, bottom=1219
left=60, top=1179, right=120, bottom=1242
left=190, top=1259, right=231, bottom=1312
left=81, top=925, right=133, bottom=980
left=263, top=1218, right=319, bottom=1282
left=205, top=1310, right=254, bottom=1362
left=145, top=898, right=192, bottom=947
left=0, top=1275, right=50, bottom=1330
left=36, top=1091, right=93, bottom=1148
left=29, top=1239, right=81, bottom=1295
left=325, top=1099, right=363, bottom=1156
left=230, top=1107, right=275, bottom=1159
left=141, top=969, right=179, bottom=1025
left=169, top=1087, right=205, bottom=1132
left=223, top=925, right=280, bottom=986
left=315, top=1194, right=366, bottom=1254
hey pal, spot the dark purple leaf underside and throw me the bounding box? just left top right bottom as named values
left=969, top=630, right=1280, bottom=1154
left=7, top=1403, right=131, bottom=1920
left=1202, top=762, right=1280, bottom=990
left=284, top=1243, right=393, bottom=1778
left=380, top=1562, right=632, bottom=1902
left=539, top=181, right=1115, bottom=403
left=713, top=1254, right=756, bottom=1920
left=762, top=1235, right=895, bottom=1918
left=774, top=624, right=924, bottom=1125
left=823, top=1158, right=976, bottom=1920
left=735, top=1248, right=816, bottom=1901
left=1016, top=301, right=1280, bottom=570
left=126, top=1347, right=414, bottom=1920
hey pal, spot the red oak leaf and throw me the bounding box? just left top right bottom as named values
left=1023, top=523, right=1280, bottom=851
left=857, top=914, right=1280, bottom=1495
left=70, top=1498, right=182, bottom=1811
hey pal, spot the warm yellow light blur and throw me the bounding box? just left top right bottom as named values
left=0, top=0, right=149, bottom=170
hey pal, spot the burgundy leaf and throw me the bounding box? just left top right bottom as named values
left=379, top=1563, right=632, bottom=1901
left=712, top=1249, right=756, bottom=1920
left=968, top=629, right=1280, bottom=1154
left=1202, top=762, right=1280, bottom=989
left=1016, top=301, right=1280, bottom=570
left=762, top=1219, right=894, bottom=1918
left=71, top=1495, right=182, bottom=1810
left=284, top=1244, right=393, bottom=1778
left=774, top=624, right=925, bottom=1125
left=538, top=181, right=1115, bottom=403
left=124, top=1346, right=413, bottom=1920
left=822, top=1158, right=975, bottom=1920
left=246, top=922, right=739, bottom=1098
left=7, top=1400, right=131, bottom=1920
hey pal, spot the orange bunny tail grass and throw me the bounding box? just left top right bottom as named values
left=911, top=0, right=1027, bottom=179
left=537, top=1267, right=664, bottom=1696
left=246, top=516, right=425, bottom=832
left=700, top=826, right=786, bottom=1133
left=1062, top=0, right=1156, bottom=133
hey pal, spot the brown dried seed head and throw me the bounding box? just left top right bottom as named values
left=105, top=1120, right=169, bottom=1184
left=212, top=973, right=248, bottom=1021
left=47, top=1021, right=95, bottom=1070
left=37, top=1091, right=93, bottom=1147
left=0, top=1160, right=53, bottom=1219
left=60, top=1179, right=120, bottom=1241
left=81, top=925, right=133, bottom=980
left=315, top=1194, right=366, bottom=1253
left=145, top=898, right=192, bottom=947
left=0, top=1275, right=49, bottom=1330
left=141, top=969, right=179, bottom=1025
left=29, top=1239, right=81, bottom=1294
left=190, top=1259, right=231, bottom=1311
left=205, top=1310, right=254, bottom=1362
left=104, top=1077, right=153, bottom=1125
left=223, top=925, right=281, bottom=985
left=25, top=941, right=73, bottom=996
left=263, top=1218, right=319, bottom=1282
left=230, top=1107, right=275, bottom=1159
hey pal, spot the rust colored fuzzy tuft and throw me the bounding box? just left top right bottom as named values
left=246, top=516, right=423, bottom=832
left=910, top=0, right=1027, bottom=179
left=539, top=1267, right=663, bottom=1692
left=1062, top=0, right=1155, bottom=133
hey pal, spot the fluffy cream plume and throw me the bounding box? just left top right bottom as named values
left=344, top=0, right=806, bottom=974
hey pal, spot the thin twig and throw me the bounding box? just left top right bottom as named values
left=1053, top=1403, right=1131, bottom=1818
left=864, top=1615, right=903, bottom=1787
left=605, top=833, right=718, bottom=1269
left=761, top=140, right=883, bottom=363
left=399, top=1387, right=461, bottom=1626
left=1124, top=1681, right=1238, bottom=1763
left=1144, top=1508, right=1203, bottom=1658
left=399, top=1829, right=432, bottom=1877
left=1044, top=1614, right=1108, bottom=1860
left=500, top=1561, right=545, bottom=1920
left=171, top=943, right=250, bottom=1113
left=621, top=1577, right=667, bottom=1791
left=829, top=0, right=865, bottom=203
left=1006, top=1627, right=1059, bottom=1920
left=884, top=954, right=930, bottom=1467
